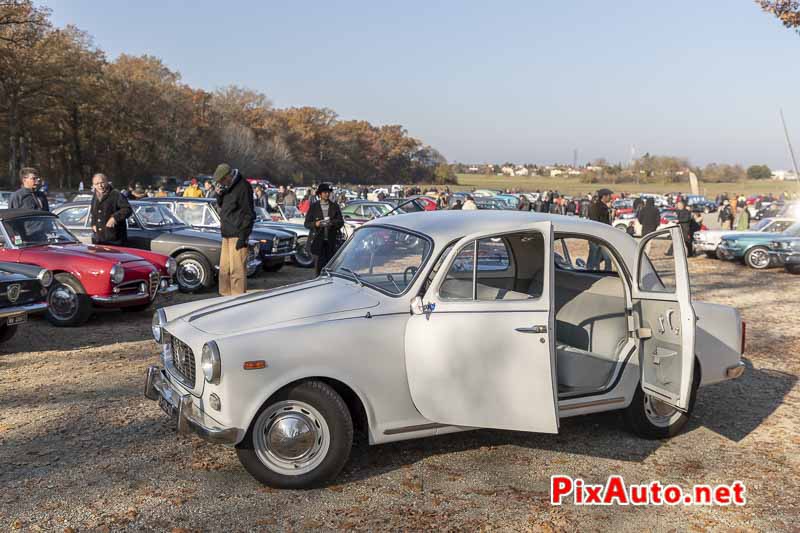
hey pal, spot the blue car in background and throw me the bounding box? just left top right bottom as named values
left=718, top=221, right=800, bottom=270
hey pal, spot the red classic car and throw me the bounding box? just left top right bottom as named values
left=0, top=209, right=177, bottom=326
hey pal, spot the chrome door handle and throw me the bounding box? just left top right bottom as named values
left=515, top=325, right=547, bottom=334
left=666, top=309, right=679, bottom=334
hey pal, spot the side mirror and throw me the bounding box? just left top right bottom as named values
left=411, top=296, right=424, bottom=315
left=575, top=258, right=587, bottom=269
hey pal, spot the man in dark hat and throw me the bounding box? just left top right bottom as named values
left=304, top=183, right=344, bottom=275
left=213, top=163, right=254, bottom=296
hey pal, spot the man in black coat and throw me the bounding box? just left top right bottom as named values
left=587, top=189, right=612, bottom=269
left=637, top=197, right=661, bottom=236
left=304, top=183, right=344, bottom=276
left=9, top=167, right=49, bottom=211
left=90, top=173, right=132, bottom=245
left=214, top=164, right=254, bottom=296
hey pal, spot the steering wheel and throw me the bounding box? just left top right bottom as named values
left=403, top=266, right=419, bottom=286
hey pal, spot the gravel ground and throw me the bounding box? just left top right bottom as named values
left=1, top=249, right=799, bottom=531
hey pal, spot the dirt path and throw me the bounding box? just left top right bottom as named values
left=1, top=257, right=798, bottom=531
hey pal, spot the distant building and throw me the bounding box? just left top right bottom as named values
left=772, top=170, right=799, bottom=181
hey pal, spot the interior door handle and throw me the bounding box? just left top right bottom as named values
left=515, top=325, right=547, bottom=334
left=657, top=315, right=666, bottom=334
left=666, top=309, right=679, bottom=334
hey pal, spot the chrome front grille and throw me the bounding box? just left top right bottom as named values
left=148, top=271, right=159, bottom=298
left=171, top=337, right=196, bottom=387
left=276, top=237, right=294, bottom=254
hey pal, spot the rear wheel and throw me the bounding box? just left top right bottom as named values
left=744, top=246, right=771, bottom=270
left=236, top=380, right=353, bottom=489
left=624, top=364, right=700, bottom=439
left=175, top=252, right=213, bottom=293
left=46, top=273, right=92, bottom=326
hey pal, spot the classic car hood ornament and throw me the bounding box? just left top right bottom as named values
left=185, top=278, right=380, bottom=335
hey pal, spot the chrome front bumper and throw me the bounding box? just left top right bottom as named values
left=246, top=258, right=262, bottom=276
left=0, top=301, right=48, bottom=319
left=693, top=240, right=718, bottom=252
left=144, top=365, right=244, bottom=446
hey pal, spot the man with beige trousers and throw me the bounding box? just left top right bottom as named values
left=213, top=163, right=254, bottom=296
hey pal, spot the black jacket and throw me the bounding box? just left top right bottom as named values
left=675, top=208, right=692, bottom=241
left=217, top=173, right=255, bottom=241
left=588, top=200, right=611, bottom=224
left=638, top=205, right=661, bottom=235
left=90, top=189, right=132, bottom=245
left=304, top=200, right=344, bottom=255
left=254, top=194, right=275, bottom=213
left=9, top=187, right=49, bottom=211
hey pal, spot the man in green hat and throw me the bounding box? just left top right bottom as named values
left=213, top=163, right=254, bottom=296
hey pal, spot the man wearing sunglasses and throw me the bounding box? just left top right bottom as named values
left=90, top=173, right=132, bottom=245
left=9, top=167, right=49, bottom=211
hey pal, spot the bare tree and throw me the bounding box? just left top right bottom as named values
left=757, top=1, right=800, bottom=32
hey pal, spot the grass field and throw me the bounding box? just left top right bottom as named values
left=429, top=174, right=800, bottom=197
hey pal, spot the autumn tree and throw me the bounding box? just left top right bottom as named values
left=757, top=1, right=800, bottom=32
left=746, top=164, right=772, bottom=180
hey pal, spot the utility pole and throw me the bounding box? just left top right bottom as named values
left=780, top=108, right=800, bottom=191
left=573, top=148, right=578, bottom=169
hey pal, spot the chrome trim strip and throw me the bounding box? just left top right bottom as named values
left=383, top=422, right=446, bottom=435
left=559, top=396, right=626, bottom=411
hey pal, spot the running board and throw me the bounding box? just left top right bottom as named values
left=559, top=396, right=626, bottom=412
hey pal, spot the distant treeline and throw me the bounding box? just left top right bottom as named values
left=0, top=1, right=455, bottom=190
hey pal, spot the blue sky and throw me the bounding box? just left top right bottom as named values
left=42, top=0, right=800, bottom=169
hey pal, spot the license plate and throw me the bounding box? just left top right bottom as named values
left=158, top=396, right=178, bottom=420
left=7, top=314, right=26, bottom=326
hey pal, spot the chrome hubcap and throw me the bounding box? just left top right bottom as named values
left=644, top=394, right=680, bottom=428
left=295, top=238, right=313, bottom=266
left=177, top=260, right=203, bottom=289
left=749, top=249, right=769, bottom=268
left=49, top=285, right=78, bottom=320
left=253, top=400, right=329, bottom=476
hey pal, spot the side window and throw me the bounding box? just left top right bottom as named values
left=58, top=207, right=89, bottom=227
left=175, top=202, right=206, bottom=226
left=555, top=237, right=618, bottom=274
left=439, top=232, right=543, bottom=301
left=202, top=205, right=219, bottom=227
left=638, top=233, right=677, bottom=293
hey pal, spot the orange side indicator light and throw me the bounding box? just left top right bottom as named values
left=244, top=360, right=267, bottom=370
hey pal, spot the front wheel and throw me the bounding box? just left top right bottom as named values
left=46, top=273, right=92, bottom=326
left=744, top=246, right=771, bottom=270
left=292, top=237, right=314, bottom=268
left=786, top=264, right=800, bottom=275
left=236, top=380, right=353, bottom=489
left=175, top=252, right=213, bottom=293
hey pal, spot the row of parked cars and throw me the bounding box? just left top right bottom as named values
left=0, top=196, right=316, bottom=339
left=692, top=202, right=800, bottom=273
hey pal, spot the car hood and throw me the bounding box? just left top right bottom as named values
left=721, top=232, right=768, bottom=241
left=22, top=243, right=148, bottom=263
left=181, top=278, right=380, bottom=335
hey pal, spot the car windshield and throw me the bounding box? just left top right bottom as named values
left=3, top=216, right=78, bottom=247
left=326, top=226, right=431, bottom=295
left=783, top=222, right=800, bottom=237
left=134, top=204, right=185, bottom=227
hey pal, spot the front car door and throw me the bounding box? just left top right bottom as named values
left=632, top=226, right=696, bottom=411
left=404, top=222, right=559, bottom=433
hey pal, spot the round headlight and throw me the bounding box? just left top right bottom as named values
left=37, top=269, right=53, bottom=288
left=166, top=257, right=177, bottom=276
left=110, top=263, right=125, bottom=284
left=151, top=308, right=166, bottom=343
left=201, top=341, right=221, bottom=384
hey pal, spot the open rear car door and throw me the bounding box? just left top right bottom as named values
left=632, top=226, right=696, bottom=411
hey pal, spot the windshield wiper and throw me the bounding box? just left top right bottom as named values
left=339, top=267, right=364, bottom=287
left=381, top=198, right=422, bottom=218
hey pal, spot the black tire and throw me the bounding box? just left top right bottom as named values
left=786, top=264, right=800, bottom=275
left=46, top=273, right=92, bottom=326
left=0, top=324, right=18, bottom=343
left=175, top=252, right=213, bottom=293
left=705, top=251, right=717, bottom=259
left=744, top=246, right=771, bottom=270
left=624, top=363, right=700, bottom=439
left=292, top=237, right=314, bottom=268
left=121, top=302, right=153, bottom=313
left=236, top=380, right=353, bottom=489
left=263, top=262, right=284, bottom=273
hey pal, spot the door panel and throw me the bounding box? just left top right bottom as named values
left=404, top=222, right=558, bottom=433
left=632, top=227, right=695, bottom=410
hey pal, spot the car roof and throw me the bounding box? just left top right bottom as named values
left=145, top=197, right=215, bottom=203
left=367, top=210, right=625, bottom=245
left=0, top=209, right=57, bottom=220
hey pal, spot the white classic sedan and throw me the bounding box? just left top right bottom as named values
left=145, top=211, right=746, bottom=489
